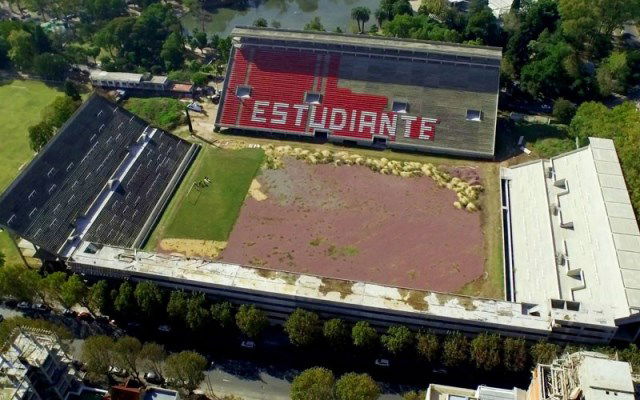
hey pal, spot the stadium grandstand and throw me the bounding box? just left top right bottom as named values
left=0, top=94, right=199, bottom=257
left=215, top=27, right=502, bottom=158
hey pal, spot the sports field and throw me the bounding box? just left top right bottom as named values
left=0, top=80, right=62, bottom=265
left=145, top=147, right=265, bottom=254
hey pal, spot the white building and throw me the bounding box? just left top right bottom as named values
left=0, top=329, right=84, bottom=400
left=501, top=137, right=640, bottom=342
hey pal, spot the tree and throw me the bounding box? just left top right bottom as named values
left=26, top=0, right=49, bottom=20
left=193, top=30, right=208, bottom=52
left=134, top=281, right=164, bottom=319
left=167, top=290, right=188, bottom=322
left=290, top=367, right=335, bottom=400
left=284, top=308, right=321, bottom=347
left=597, top=51, right=630, bottom=96
left=381, top=325, right=413, bottom=354
left=183, top=0, right=205, bottom=31
left=42, top=96, right=81, bottom=128
left=113, top=336, right=142, bottom=378
left=210, top=301, right=235, bottom=329
left=552, top=98, right=576, bottom=124
left=139, top=342, right=167, bottom=378
left=464, top=2, right=501, bottom=45
left=114, top=281, right=135, bottom=316
left=253, top=17, right=268, bottom=28
left=335, top=372, right=380, bottom=400
left=235, top=304, right=268, bottom=338
left=442, top=332, right=468, bottom=367
left=87, top=280, right=109, bottom=314
left=304, top=16, right=325, bottom=32
left=32, top=53, right=69, bottom=81
left=164, top=351, right=207, bottom=393
left=503, top=337, right=528, bottom=372
left=64, top=80, right=81, bottom=101
left=82, top=335, right=114, bottom=381
left=186, top=292, right=209, bottom=331
left=323, top=318, right=350, bottom=348
left=40, top=272, right=67, bottom=306
left=530, top=341, right=560, bottom=364
left=420, top=0, right=449, bottom=18
left=470, top=332, right=501, bottom=371
left=352, top=321, right=378, bottom=349
left=8, top=29, right=35, bottom=70
left=161, top=32, right=185, bottom=71
left=0, top=264, right=40, bottom=301
left=0, top=37, right=9, bottom=68
left=416, top=331, right=439, bottom=363
left=351, top=7, right=371, bottom=33
left=60, top=275, right=87, bottom=309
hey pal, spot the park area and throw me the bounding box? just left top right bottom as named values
left=0, top=80, right=61, bottom=265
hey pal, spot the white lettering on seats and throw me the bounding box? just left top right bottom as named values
left=309, top=106, right=328, bottom=129
left=271, top=102, right=289, bottom=125
left=329, top=108, right=347, bottom=130
left=379, top=113, right=397, bottom=137
left=251, top=101, right=269, bottom=123
left=359, top=111, right=377, bottom=135
left=400, top=115, right=418, bottom=138
left=419, top=118, right=438, bottom=140
left=293, top=104, right=309, bottom=126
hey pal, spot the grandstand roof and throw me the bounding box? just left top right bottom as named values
left=216, top=27, right=501, bottom=158
left=501, top=138, right=640, bottom=321
left=0, top=94, right=196, bottom=256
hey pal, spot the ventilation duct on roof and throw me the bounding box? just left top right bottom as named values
left=550, top=203, right=559, bottom=216
left=561, top=221, right=574, bottom=230
left=555, top=252, right=566, bottom=266
left=554, top=178, right=567, bottom=189
left=546, top=166, right=554, bottom=179
left=567, top=268, right=582, bottom=278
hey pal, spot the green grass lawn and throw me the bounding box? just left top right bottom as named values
left=145, top=146, right=265, bottom=248
left=0, top=80, right=62, bottom=266
left=514, top=122, right=576, bottom=159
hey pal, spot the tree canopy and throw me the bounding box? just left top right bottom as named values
left=284, top=308, right=321, bottom=347
left=290, top=367, right=335, bottom=400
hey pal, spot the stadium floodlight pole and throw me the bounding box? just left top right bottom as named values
left=185, top=107, right=194, bottom=134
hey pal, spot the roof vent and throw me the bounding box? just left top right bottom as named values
left=545, top=167, right=554, bottom=179
left=236, top=86, right=251, bottom=99
left=554, top=179, right=567, bottom=189
left=392, top=100, right=409, bottom=114
left=305, top=92, right=322, bottom=105
left=560, top=221, right=574, bottom=230
left=555, top=252, right=566, bottom=266
left=550, top=203, right=559, bottom=216
left=466, top=109, right=482, bottom=122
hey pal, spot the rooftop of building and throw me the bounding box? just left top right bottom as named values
left=501, top=137, right=640, bottom=321
left=231, top=27, right=503, bottom=60
left=90, top=71, right=169, bottom=85
left=69, top=239, right=617, bottom=334
left=0, top=94, right=196, bottom=255
left=426, top=384, right=524, bottom=400
left=539, top=351, right=635, bottom=400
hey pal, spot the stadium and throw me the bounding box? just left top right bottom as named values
left=1, top=30, right=640, bottom=345
left=215, top=27, right=502, bottom=159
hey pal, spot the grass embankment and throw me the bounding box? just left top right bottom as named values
left=124, top=97, right=186, bottom=131
left=0, top=80, right=61, bottom=266
left=513, top=122, right=575, bottom=158
left=145, top=147, right=265, bottom=249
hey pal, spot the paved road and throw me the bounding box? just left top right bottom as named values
left=202, top=359, right=408, bottom=400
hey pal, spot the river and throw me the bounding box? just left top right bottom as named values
left=181, top=0, right=382, bottom=36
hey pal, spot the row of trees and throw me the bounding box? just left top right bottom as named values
left=81, top=335, right=207, bottom=393
left=291, top=367, right=380, bottom=400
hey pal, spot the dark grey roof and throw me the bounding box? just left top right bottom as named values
left=0, top=94, right=193, bottom=254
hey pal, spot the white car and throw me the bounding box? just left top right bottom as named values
left=374, top=358, right=390, bottom=367
left=157, top=324, right=171, bottom=333
left=240, top=340, right=256, bottom=349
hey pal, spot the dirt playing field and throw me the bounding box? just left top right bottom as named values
left=220, top=158, right=484, bottom=292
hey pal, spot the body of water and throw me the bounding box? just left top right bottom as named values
left=182, top=0, right=382, bottom=36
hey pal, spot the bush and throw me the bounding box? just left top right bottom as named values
left=381, top=325, right=413, bottom=354
left=553, top=98, right=576, bottom=124
left=323, top=318, right=350, bottom=348
left=124, top=97, right=186, bottom=131
left=235, top=304, right=268, bottom=338
left=416, top=331, right=439, bottom=362
left=531, top=341, right=560, bottom=364
left=503, top=337, right=528, bottom=372
left=352, top=321, right=378, bottom=349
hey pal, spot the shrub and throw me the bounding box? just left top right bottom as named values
left=470, top=332, right=501, bottom=371
left=442, top=332, right=468, bottom=367
left=503, top=337, right=528, bottom=372
left=530, top=341, right=560, bottom=364
left=381, top=325, right=413, bottom=354
left=553, top=98, right=576, bottom=124
left=416, top=331, right=439, bottom=362
left=352, top=321, right=378, bottom=349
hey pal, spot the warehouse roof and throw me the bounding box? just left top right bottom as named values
left=501, top=138, right=640, bottom=321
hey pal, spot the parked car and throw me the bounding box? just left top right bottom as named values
left=240, top=340, right=256, bottom=350
left=144, top=372, right=164, bottom=384
left=157, top=324, right=171, bottom=333
left=62, top=308, right=76, bottom=317
left=4, top=299, right=18, bottom=308
left=432, top=367, right=448, bottom=374
left=374, top=358, right=390, bottom=367
left=77, top=312, right=93, bottom=321
left=17, top=302, right=31, bottom=310
left=32, top=303, right=50, bottom=313
left=109, top=366, right=128, bottom=377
